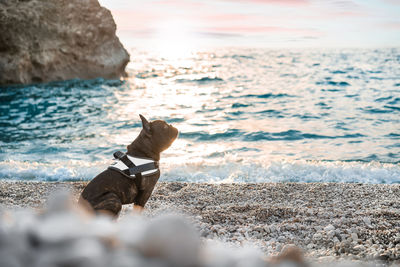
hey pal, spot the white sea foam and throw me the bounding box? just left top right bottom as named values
left=0, top=159, right=399, bottom=184
left=163, top=159, right=400, bottom=184
left=0, top=160, right=106, bottom=181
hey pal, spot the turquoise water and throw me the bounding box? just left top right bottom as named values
left=1, top=48, right=399, bottom=182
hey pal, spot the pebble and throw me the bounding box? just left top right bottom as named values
left=313, top=233, right=323, bottom=241
left=327, top=230, right=335, bottom=238
left=363, top=217, right=372, bottom=226
left=351, top=233, right=359, bottom=242
left=324, top=224, right=335, bottom=232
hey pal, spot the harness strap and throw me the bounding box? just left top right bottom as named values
left=113, top=151, right=135, bottom=168
left=128, top=162, right=159, bottom=175
left=110, top=151, right=159, bottom=180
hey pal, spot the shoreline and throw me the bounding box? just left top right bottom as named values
left=1, top=181, right=399, bottom=263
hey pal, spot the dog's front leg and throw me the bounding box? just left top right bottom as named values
left=132, top=205, right=145, bottom=213
left=134, top=187, right=155, bottom=207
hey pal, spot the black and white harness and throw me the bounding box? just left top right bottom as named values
left=108, top=151, right=159, bottom=179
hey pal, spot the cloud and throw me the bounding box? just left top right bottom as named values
left=380, top=21, right=400, bottom=29
left=203, top=14, right=253, bottom=22
left=227, top=0, right=309, bottom=5
left=382, top=0, right=400, bottom=5
left=196, top=32, right=243, bottom=38
left=328, top=0, right=360, bottom=8
left=205, top=25, right=321, bottom=36
left=100, top=0, right=400, bottom=47
left=153, top=0, right=207, bottom=8
left=110, top=10, right=158, bottom=31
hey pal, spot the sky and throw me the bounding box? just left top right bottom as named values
left=98, top=0, right=400, bottom=48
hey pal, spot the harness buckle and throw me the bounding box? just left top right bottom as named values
left=113, top=151, right=125, bottom=160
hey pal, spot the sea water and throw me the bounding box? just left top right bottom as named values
left=0, top=48, right=399, bottom=183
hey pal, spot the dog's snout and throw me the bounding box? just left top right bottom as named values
left=170, top=125, right=179, bottom=138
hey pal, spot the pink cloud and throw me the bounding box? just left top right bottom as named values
left=382, top=0, right=400, bottom=5
left=154, top=0, right=206, bottom=8
left=202, top=14, right=253, bottom=22
left=329, top=10, right=368, bottom=17
left=205, top=25, right=322, bottom=36
left=329, top=0, right=360, bottom=8
left=228, top=0, right=309, bottom=4
left=381, top=21, right=400, bottom=29
left=110, top=10, right=163, bottom=31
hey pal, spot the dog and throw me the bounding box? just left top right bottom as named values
left=79, top=114, right=178, bottom=217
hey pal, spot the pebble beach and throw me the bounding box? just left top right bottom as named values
left=1, top=181, right=399, bottom=266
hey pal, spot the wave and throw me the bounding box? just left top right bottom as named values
left=245, top=130, right=365, bottom=141
left=1, top=159, right=399, bottom=184
left=241, top=93, right=292, bottom=99
left=330, top=70, right=347, bottom=74
left=231, top=103, right=252, bottom=108
left=362, top=107, right=396, bottom=114
left=180, top=129, right=242, bottom=141
left=162, top=160, right=400, bottom=184
left=388, top=97, right=400, bottom=105
left=179, top=129, right=365, bottom=142
left=175, top=77, right=224, bottom=84
left=316, top=81, right=350, bottom=86
left=0, top=160, right=106, bottom=181
left=385, top=133, right=400, bottom=139
left=385, top=105, right=400, bottom=111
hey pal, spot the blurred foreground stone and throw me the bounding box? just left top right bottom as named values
left=0, top=0, right=129, bottom=85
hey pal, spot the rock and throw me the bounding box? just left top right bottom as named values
left=350, top=233, right=359, bottom=242
left=273, top=245, right=306, bottom=266
left=362, top=217, right=371, bottom=226
left=0, top=0, right=129, bottom=85
left=277, top=236, right=286, bottom=243
left=204, top=244, right=266, bottom=267
left=263, top=225, right=271, bottom=234
left=324, top=224, right=335, bottom=232
left=313, top=233, right=323, bottom=241
left=136, top=214, right=201, bottom=267
left=327, top=230, right=335, bottom=238
left=353, top=245, right=365, bottom=252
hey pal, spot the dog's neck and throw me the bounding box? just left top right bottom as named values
left=126, top=137, right=160, bottom=161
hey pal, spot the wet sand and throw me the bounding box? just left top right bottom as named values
left=0, top=181, right=399, bottom=263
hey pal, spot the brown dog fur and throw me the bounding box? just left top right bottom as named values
left=78, top=115, right=178, bottom=218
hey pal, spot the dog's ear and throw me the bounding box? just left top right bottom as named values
left=139, top=114, right=151, bottom=136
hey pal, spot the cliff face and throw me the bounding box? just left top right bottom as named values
left=0, top=0, right=130, bottom=85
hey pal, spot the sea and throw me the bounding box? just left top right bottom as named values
left=0, top=47, right=399, bottom=183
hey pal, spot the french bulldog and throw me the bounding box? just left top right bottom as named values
left=79, top=114, right=178, bottom=217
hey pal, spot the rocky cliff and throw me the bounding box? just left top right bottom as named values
left=0, top=0, right=130, bottom=85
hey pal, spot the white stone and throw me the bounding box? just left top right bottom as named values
left=363, top=217, right=372, bottom=226
left=327, top=230, right=335, bottom=238
left=354, top=245, right=365, bottom=251
left=324, top=224, right=335, bottom=232
left=351, top=233, right=358, bottom=242
left=313, top=233, right=323, bottom=241
left=136, top=214, right=201, bottom=267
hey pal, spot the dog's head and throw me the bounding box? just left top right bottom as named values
left=128, top=115, right=178, bottom=157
